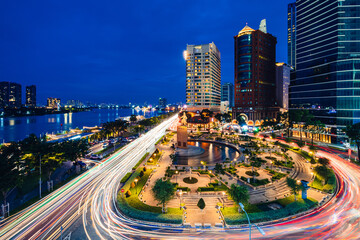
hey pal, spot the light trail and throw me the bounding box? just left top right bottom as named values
left=1, top=119, right=360, bottom=239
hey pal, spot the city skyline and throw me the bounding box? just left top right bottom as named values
left=0, top=0, right=293, bottom=105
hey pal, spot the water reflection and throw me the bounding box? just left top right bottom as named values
left=0, top=108, right=161, bottom=142
left=176, top=141, right=238, bottom=166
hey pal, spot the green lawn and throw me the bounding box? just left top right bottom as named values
left=222, top=195, right=318, bottom=225
left=117, top=158, right=183, bottom=224
left=310, top=171, right=336, bottom=193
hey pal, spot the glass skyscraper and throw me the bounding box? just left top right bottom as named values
left=289, top=0, right=360, bottom=127
left=287, top=3, right=297, bottom=69
left=221, top=83, right=234, bottom=107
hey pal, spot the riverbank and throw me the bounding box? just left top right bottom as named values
left=0, top=108, right=162, bottom=142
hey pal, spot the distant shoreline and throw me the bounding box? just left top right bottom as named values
left=0, top=106, right=131, bottom=118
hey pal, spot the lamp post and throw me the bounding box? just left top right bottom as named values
left=209, top=170, right=212, bottom=184
left=134, top=179, right=138, bottom=194
left=175, top=171, right=178, bottom=184
left=239, top=202, right=266, bottom=240
left=39, top=155, right=42, bottom=199
left=222, top=191, right=226, bottom=209
left=179, top=190, right=183, bottom=209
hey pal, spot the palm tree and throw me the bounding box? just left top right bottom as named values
left=286, top=177, right=301, bottom=201
left=344, top=122, right=360, bottom=161
left=0, top=143, right=22, bottom=205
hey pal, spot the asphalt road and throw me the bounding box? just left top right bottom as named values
left=1, top=120, right=360, bottom=239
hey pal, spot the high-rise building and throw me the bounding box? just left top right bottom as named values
left=66, top=100, right=83, bottom=108
left=289, top=0, right=360, bottom=127
left=25, top=85, right=36, bottom=107
left=276, top=63, right=291, bottom=110
left=9, top=82, right=21, bottom=108
left=221, top=83, right=234, bottom=107
left=47, top=97, right=61, bottom=109
left=184, top=42, right=221, bottom=111
left=0, top=82, right=21, bottom=108
left=0, top=82, right=9, bottom=108
left=287, top=2, right=297, bottom=69
left=158, top=97, right=167, bottom=109
left=233, top=21, right=278, bottom=124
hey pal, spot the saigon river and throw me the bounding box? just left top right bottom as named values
left=0, top=108, right=160, bottom=142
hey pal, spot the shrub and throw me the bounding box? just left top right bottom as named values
left=143, top=166, right=147, bottom=172
left=183, top=177, right=198, bottom=184
left=198, top=187, right=215, bottom=192
left=197, top=198, right=206, bottom=209
left=139, top=171, right=144, bottom=178
left=131, top=182, right=135, bottom=188
left=126, top=190, right=132, bottom=198
left=245, top=171, right=260, bottom=177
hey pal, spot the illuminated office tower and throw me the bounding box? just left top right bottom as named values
left=184, top=42, right=221, bottom=111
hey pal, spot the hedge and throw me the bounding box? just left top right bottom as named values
left=132, top=152, right=149, bottom=170
left=198, top=187, right=214, bottom=192
left=120, top=172, right=132, bottom=183
left=224, top=198, right=318, bottom=225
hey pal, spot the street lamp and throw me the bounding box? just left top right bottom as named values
left=239, top=202, right=266, bottom=240
left=134, top=179, right=138, bottom=194
left=179, top=190, right=183, bottom=209
left=209, top=170, right=212, bottom=184
left=222, top=191, right=226, bottom=209
left=175, top=170, right=178, bottom=184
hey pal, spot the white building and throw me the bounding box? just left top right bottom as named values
left=184, top=42, right=221, bottom=111
left=276, top=63, right=291, bottom=110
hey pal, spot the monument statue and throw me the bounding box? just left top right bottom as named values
left=181, top=113, right=188, bottom=126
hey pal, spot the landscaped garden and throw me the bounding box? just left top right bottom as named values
left=117, top=151, right=183, bottom=224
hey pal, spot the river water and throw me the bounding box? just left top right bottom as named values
left=0, top=108, right=160, bottom=142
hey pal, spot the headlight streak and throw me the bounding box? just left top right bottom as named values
left=2, top=117, right=360, bottom=239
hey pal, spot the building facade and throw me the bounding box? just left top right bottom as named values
left=185, top=42, right=221, bottom=111
left=47, top=97, right=61, bottom=109
left=221, top=83, right=234, bottom=107
left=26, top=85, right=36, bottom=107
left=0, top=82, right=9, bottom=108
left=158, top=97, right=167, bottom=109
left=287, top=2, right=297, bottom=69
left=233, top=22, right=278, bottom=124
left=276, top=63, right=291, bottom=110
left=0, top=82, right=22, bottom=108
left=289, top=0, right=360, bottom=127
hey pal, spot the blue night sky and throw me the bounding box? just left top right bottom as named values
left=0, top=0, right=294, bottom=106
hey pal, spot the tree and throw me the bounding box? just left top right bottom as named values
left=197, top=198, right=206, bottom=210
left=0, top=143, right=22, bottom=204
left=286, top=177, right=301, bottom=201
left=314, top=165, right=332, bottom=184
left=250, top=160, right=261, bottom=181
left=277, top=112, right=290, bottom=137
left=152, top=178, right=175, bottom=213
left=227, top=184, right=249, bottom=212
left=236, top=115, right=246, bottom=126
left=215, top=113, right=223, bottom=122
left=344, top=122, right=360, bottom=161
left=130, top=114, right=137, bottom=123
left=318, top=158, right=329, bottom=166
left=306, top=120, right=324, bottom=146
left=214, top=163, right=225, bottom=174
